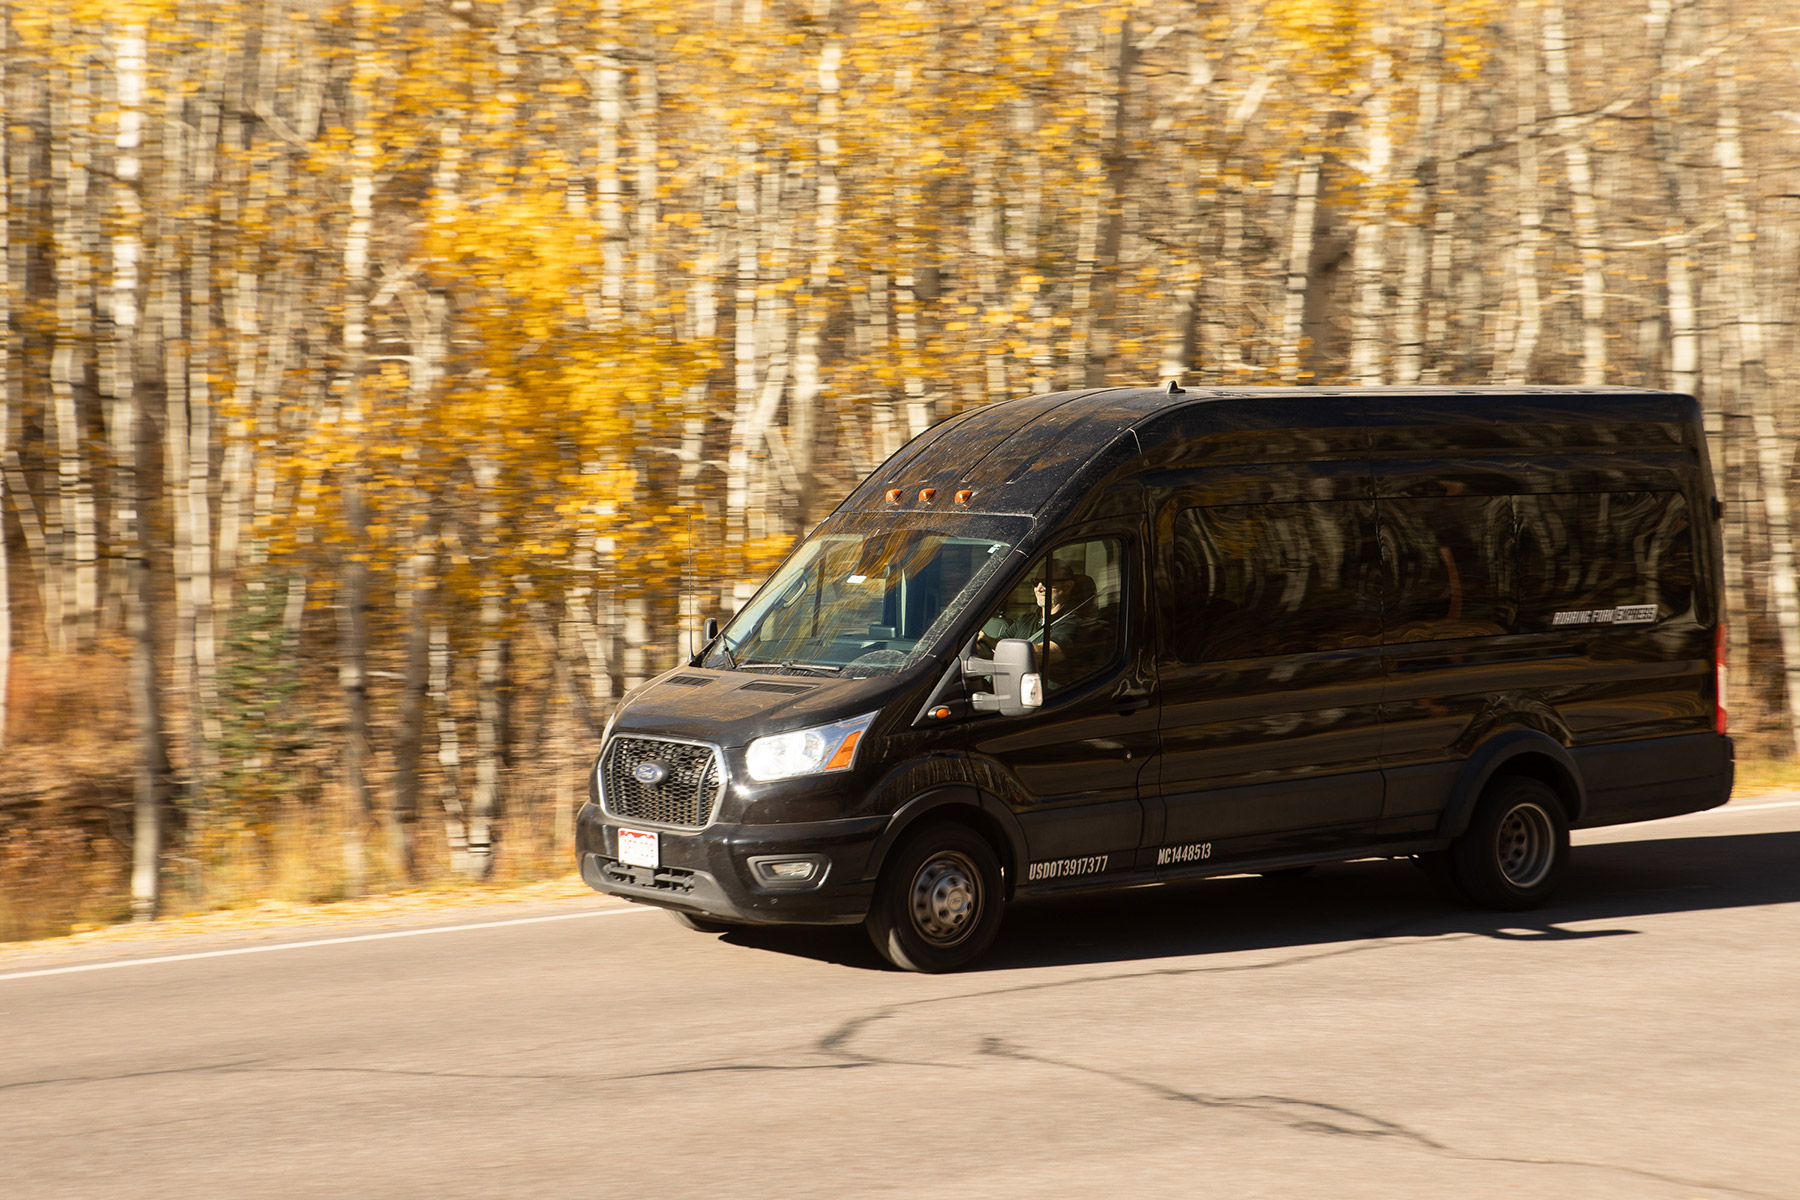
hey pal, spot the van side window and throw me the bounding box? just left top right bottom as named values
left=1378, top=496, right=1518, bottom=642
left=1516, top=491, right=1693, bottom=626
left=1165, top=501, right=1381, bottom=662
left=980, top=538, right=1124, bottom=694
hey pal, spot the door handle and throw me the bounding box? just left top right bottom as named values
left=1115, top=694, right=1152, bottom=714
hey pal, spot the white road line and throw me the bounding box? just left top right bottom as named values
left=1674, top=798, right=1800, bottom=816
left=6, top=798, right=1797, bottom=985
left=0, top=905, right=654, bottom=983
left=1725, top=797, right=1800, bottom=812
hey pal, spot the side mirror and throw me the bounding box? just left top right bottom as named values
left=963, top=637, right=1043, bottom=717
left=703, top=617, right=719, bottom=643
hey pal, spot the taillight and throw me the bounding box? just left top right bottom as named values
left=1714, top=622, right=1729, bottom=735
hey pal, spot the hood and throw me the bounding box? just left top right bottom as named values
left=609, top=666, right=919, bottom=748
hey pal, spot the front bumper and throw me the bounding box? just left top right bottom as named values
left=574, top=802, right=887, bottom=926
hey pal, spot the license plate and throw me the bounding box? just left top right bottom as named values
left=617, top=828, right=659, bottom=869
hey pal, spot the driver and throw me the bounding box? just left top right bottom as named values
left=981, top=562, right=1101, bottom=667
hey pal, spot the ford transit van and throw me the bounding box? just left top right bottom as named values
left=577, top=385, right=1732, bottom=971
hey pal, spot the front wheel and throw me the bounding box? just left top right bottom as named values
left=1446, top=775, right=1570, bottom=910
left=865, top=823, right=1004, bottom=973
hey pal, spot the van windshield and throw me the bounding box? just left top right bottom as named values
left=704, top=514, right=1028, bottom=676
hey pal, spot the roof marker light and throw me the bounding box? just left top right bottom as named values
left=919, top=488, right=936, bottom=504
left=886, top=488, right=903, bottom=504
left=954, top=489, right=974, bottom=505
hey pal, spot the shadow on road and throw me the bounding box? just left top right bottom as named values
left=716, top=829, right=1800, bottom=973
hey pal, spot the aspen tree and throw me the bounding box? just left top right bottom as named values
left=0, top=0, right=10, bottom=743
left=1541, top=1, right=1605, bottom=384
left=1280, top=149, right=1324, bottom=382
left=1647, top=0, right=1698, bottom=398
left=336, top=0, right=378, bottom=892
left=187, top=40, right=224, bottom=769
left=1350, top=26, right=1394, bottom=386
left=111, top=14, right=170, bottom=920
left=791, top=12, right=840, bottom=508
left=1082, top=13, right=1134, bottom=388
left=1717, top=50, right=1800, bottom=751
left=3, top=22, right=44, bottom=665
left=1502, top=21, right=1542, bottom=384
left=46, top=21, right=77, bottom=653
left=1394, top=22, right=1442, bottom=385
left=159, top=48, right=195, bottom=803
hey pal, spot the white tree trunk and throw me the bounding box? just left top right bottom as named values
left=1394, top=24, right=1440, bottom=385
left=1648, top=0, right=1698, bottom=397
left=792, top=25, right=839, bottom=492
left=0, top=7, right=9, bottom=744
left=160, top=55, right=194, bottom=786
left=726, top=138, right=761, bottom=567
left=1280, top=151, right=1322, bottom=383
left=1503, top=32, right=1542, bottom=385
left=336, top=1, right=378, bottom=893
left=187, top=53, right=223, bottom=755
left=429, top=621, right=469, bottom=863
left=1350, top=33, right=1394, bottom=387
left=1717, top=59, right=1800, bottom=752
left=595, top=0, right=625, bottom=321
left=113, top=22, right=167, bottom=920
left=1541, top=2, right=1605, bottom=384
left=633, top=47, right=659, bottom=313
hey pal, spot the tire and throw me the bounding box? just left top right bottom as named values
left=1446, top=775, right=1570, bottom=910
left=865, top=823, right=1005, bottom=973
left=667, top=909, right=739, bottom=934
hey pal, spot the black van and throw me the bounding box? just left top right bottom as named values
left=577, top=385, right=1732, bottom=971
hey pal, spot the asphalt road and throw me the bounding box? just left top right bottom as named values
left=4, top=799, right=1799, bottom=1200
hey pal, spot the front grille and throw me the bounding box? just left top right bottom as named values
left=602, top=736, right=723, bottom=828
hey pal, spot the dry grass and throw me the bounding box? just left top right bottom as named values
left=7, top=646, right=1795, bottom=946
left=1729, top=756, right=1800, bottom=797
left=0, top=873, right=613, bottom=968
left=2, top=646, right=589, bottom=944
left=0, top=648, right=137, bottom=942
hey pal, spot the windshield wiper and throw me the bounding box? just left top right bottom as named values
left=735, top=660, right=841, bottom=676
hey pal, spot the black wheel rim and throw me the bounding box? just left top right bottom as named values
left=1495, top=801, right=1555, bottom=889
left=907, top=850, right=983, bottom=947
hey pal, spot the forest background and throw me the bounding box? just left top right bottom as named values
left=4, top=0, right=1799, bottom=939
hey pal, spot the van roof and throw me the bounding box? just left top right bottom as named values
left=840, top=384, right=1692, bottom=519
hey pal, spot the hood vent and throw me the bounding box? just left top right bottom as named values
left=664, top=675, right=713, bottom=688
left=738, top=680, right=818, bottom=696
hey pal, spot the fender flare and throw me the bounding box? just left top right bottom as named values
left=865, top=785, right=1029, bottom=897
left=1437, top=728, right=1585, bottom=839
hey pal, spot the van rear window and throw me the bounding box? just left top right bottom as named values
left=1516, top=491, right=1693, bottom=629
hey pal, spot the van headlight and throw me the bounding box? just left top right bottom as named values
left=745, top=711, right=878, bottom=782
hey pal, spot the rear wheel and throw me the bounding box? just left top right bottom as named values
left=866, top=823, right=1004, bottom=973
left=1445, top=775, right=1570, bottom=910
left=667, top=910, right=739, bottom=934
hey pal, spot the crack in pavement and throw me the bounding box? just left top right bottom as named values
left=978, top=1037, right=1787, bottom=1200
left=575, top=920, right=1785, bottom=1199
left=7, top=914, right=1781, bottom=1199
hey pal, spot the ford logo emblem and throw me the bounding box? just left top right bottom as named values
left=632, top=761, right=669, bottom=786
